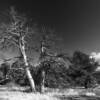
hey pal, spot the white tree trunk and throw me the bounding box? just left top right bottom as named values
left=40, top=42, right=46, bottom=92
left=41, top=70, right=45, bottom=93
left=19, top=37, right=36, bottom=92
left=25, top=67, right=36, bottom=91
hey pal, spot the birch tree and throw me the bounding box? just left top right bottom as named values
left=0, top=7, right=36, bottom=92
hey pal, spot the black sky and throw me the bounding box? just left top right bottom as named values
left=0, top=0, right=100, bottom=54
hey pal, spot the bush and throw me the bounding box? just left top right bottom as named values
left=34, top=60, right=70, bottom=89
left=66, top=51, right=98, bottom=88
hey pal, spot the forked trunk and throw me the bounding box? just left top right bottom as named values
left=19, top=37, right=36, bottom=92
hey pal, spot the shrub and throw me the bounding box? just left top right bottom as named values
left=66, top=51, right=98, bottom=88
left=34, top=60, right=70, bottom=89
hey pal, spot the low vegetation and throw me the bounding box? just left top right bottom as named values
left=0, top=50, right=98, bottom=92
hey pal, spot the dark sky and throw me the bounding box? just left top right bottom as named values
left=0, top=0, right=100, bottom=54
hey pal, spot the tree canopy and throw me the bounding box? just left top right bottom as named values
left=66, top=51, right=98, bottom=88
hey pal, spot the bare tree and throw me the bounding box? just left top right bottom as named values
left=0, top=7, right=36, bottom=92
left=37, top=27, right=70, bottom=92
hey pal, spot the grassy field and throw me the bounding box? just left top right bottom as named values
left=0, top=83, right=100, bottom=100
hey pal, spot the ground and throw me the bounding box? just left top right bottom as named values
left=0, top=83, right=100, bottom=100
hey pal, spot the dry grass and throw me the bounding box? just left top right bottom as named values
left=0, top=91, right=58, bottom=100
left=0, top=83, right=58, bottom=100
left=0, top=83, right=100, bottom=100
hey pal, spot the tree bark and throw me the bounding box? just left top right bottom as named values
left=41, top=70, right=45, bottom=93
left=25, top=67, right=36, bottom=92
left=40, top=41, right=46, bottom=92
left=19, top=37, right=36, bottom=92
